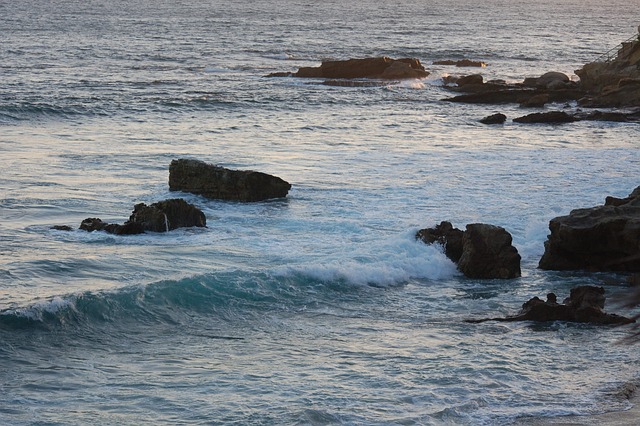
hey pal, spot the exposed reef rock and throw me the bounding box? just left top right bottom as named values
left=267, top=57, right=429, bottom=80
left=416, top=222, right=521, bottom=279
left=466, top=286, right=634, bottom=325
left=433, top=59, right=487, bottom=67
left=513, top=111, right=578, bottom=124
left=576, top=38, right=640, bottom=107
left=539, top=186, right=640, bottom=272
left=80, top=198, right=206, bottom=235
left=169, top=158, right=291, bottom=202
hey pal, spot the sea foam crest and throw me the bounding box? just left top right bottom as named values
left=274, top=231, right=458, bottom=286
left=5, top=296, right=75, bottom=322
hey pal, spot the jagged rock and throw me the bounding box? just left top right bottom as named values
left=80, top=199, right=206, bottom=235
left=513, top=111, right=578, bottom=124
left=416, top=221, right=464, bottom=263
left=466, top=286, right=634, bottom=325
left=169, top=158, right=291, bottom=202
left=434, top=59, right=487, bottom=67
left=269, top=57, right=429, bottom=80
left=479, top=113, right=507, bottom=124
left=458, top=223, right=521, bottom=279
left=539, top=186, right=640, bottom=271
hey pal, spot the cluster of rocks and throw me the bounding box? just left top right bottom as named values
left=466, top=286, right=634, bottom=325
left=416, top=221, right=521, bottom=279
left=267, top=57, right=429, bottom=81
left=480, top=109, right=640, bottom=125
left=52, top=159, right=291, bottom=234
left=433, top=59, right=487, bottom=67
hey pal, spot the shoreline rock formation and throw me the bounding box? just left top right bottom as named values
left=267, top=57, right=429, bottom=80
left=417, top=221, right=521, bottom=279
left=79, top=198, right=206, bottom=235
left=169, top=159, right=291, bottom=202
left=539, top=186, right=640, bottom=272
left=466, top=286, right=634, bottom=325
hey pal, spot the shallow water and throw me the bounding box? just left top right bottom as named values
left=1, top=0, right=640, bottom=424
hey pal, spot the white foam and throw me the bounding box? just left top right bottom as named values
left=9, top=296, right=75, bottom=321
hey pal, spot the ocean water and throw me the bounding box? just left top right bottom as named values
left=1, top=0, right=640, bottom=424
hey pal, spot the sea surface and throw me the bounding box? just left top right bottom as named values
left=1, top=0, right=640, bottom=424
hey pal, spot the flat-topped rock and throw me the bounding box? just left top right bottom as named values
left=169, top=159, right=291, bottom=202
left=268, top=57, right=429, bottom=80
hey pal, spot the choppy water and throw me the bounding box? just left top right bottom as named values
left=1, top=0, right=640, bottom=424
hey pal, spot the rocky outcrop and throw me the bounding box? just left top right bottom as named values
left=417, top=222, right=521, bottom=279
left=513, top=111, right=578, bottom=124
left=576, top=39, right=640, bottom=107
left=169, top=159, right=291, bottom=202
left=479, top=113, right=507, bottom=124
left=416, top=221, right=464, bottom=263
left=458, top=224, right=521, bottom=279
left=466, top=286, right=634, bottom=325
left=433, top=59, right=487, bottom=67
left=80, top=199, right=206, bottom=235
left=268, top=57, right=429, bottom=80
left=539, top=186, right=640, bottom=272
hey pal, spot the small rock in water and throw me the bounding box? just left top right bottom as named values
left=479, top=113, right=507, bottom=124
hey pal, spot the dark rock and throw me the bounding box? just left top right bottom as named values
left=433, top=59, right=487, bottom=67
left=536, top=71, right=570, bottom=88
left=416, top=221, right=464, bottom=263
left=577, top=109, right=640, bottom=122
left=466, top=285, right=634, bottom=325
left=321, top=80, right=390, bottom=88
left=51, top=225, right=73, bottom=231
left=281, top=57, right=429, bottom=80
left=456, top=74, right=484, bottom=86
left=265, top=71, right=293, bottom=78
left=169, top=158, right=291, bottom=202
left=519, top=93, right=550, bottom=107
left=457, top=223, right=521, bottom=279
left=479, top=113, right=507, bottom=124
left=513, top=111, right=578, bottom=124
left=80, top=199, right=205, bottom=235
left=539, top=186, right=640, bottom=272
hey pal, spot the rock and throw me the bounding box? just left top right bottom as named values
left=51, top=225, right=73, bottom=231
left=539, top=186, right=640, bottom=272
left=321, top=80, right=389, bottom=88
left=433, top=59, right=487, bottom=67
left=444, top=88, right=583, bottom=104
left=577, top=109, right=640, bottom=122
left=466, top=285, right=634, bottom=325
left=169, top=158, right=291, bottom=202
left=575, top=38, right=640, bottom=107
left=519, top=93, right=550, bottom=107
left=513, top=111, right=578, bottom=124
left=535, top=71, right=570, bottom=88
left=80, top=199, right=205, bottom=235
left=416, top=221, right=464, bottom=263
left=479, top=113, right=507, bottom=124
left=456, top=74, right=484, bottom=86
left=127, top=199, right=206, bottom=232
left=274, top=57, right=429, bottom=80
left=457, top=223, right=521, bottom=279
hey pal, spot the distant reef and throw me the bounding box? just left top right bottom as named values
left=267, top=57, right=429, bottom=80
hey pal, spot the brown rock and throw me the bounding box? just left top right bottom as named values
left=288, top=57, right=429, bottom=80
left=416, top=221, right=464, bottom=263
left=457, top=223, right=521, bottom=279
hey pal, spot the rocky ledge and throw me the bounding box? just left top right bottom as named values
left=79, top=198, right=206, bottom=235
left=466, top=285, right=634, bottom=325
left=539, top=186, right=640, bottom=272
left=417, top=221, right=521, bottom=279
left=267, top=57, right=429, bottom=80
left=169, top=159, right=291, bottom=202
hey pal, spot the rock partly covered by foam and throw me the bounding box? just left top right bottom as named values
left=268, top=57, right=429, bottom=80
left=80, top=198, right=206, bottom=235
left=417, top=221, right=521, bottom=279
left=539, top=186, right=640, bottom=272
left=466, top=286, right=634, bottom=325
left=169, top=159, right=291, bottom=202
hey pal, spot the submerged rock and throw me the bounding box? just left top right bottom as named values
left=80, top=198, right=206, bottom=235
left=417, top=222, right=520, bottom=279
left=466, top=286, right=634, bottom=325
left=539, top=186, right=640, bottom=272
left=268, top=57, right=429, bottom=80
left=169, top=158, right=291, bottom=202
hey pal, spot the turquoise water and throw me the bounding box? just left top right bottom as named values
left=1, top=0, right=640, bottom=424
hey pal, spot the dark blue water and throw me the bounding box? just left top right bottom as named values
left=1, top=0, right=640, bottom=424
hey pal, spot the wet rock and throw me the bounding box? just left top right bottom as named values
left=519, top=93, right=550, bottom=108
left=539, top=186, right=640, bottom=272
left=466, top=286, right=634, bottom=325
left=80, top=199, right=205, bottom=235
left=513, top=111, right=578, bottom=124
left=458, top=223, right=521, bottom=279
left=433, top=59, right=487, bottom=67
left=270, top=57, right=429, bottom=80
left=456, top=74, right=484, bottom=86
left=416, top=221, right=464, bottom=263
left=479, top=113, right=507, bottom=124
left=169, top=158, right=291, bottom=202
left=51, top=225, right=73, bottom=231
